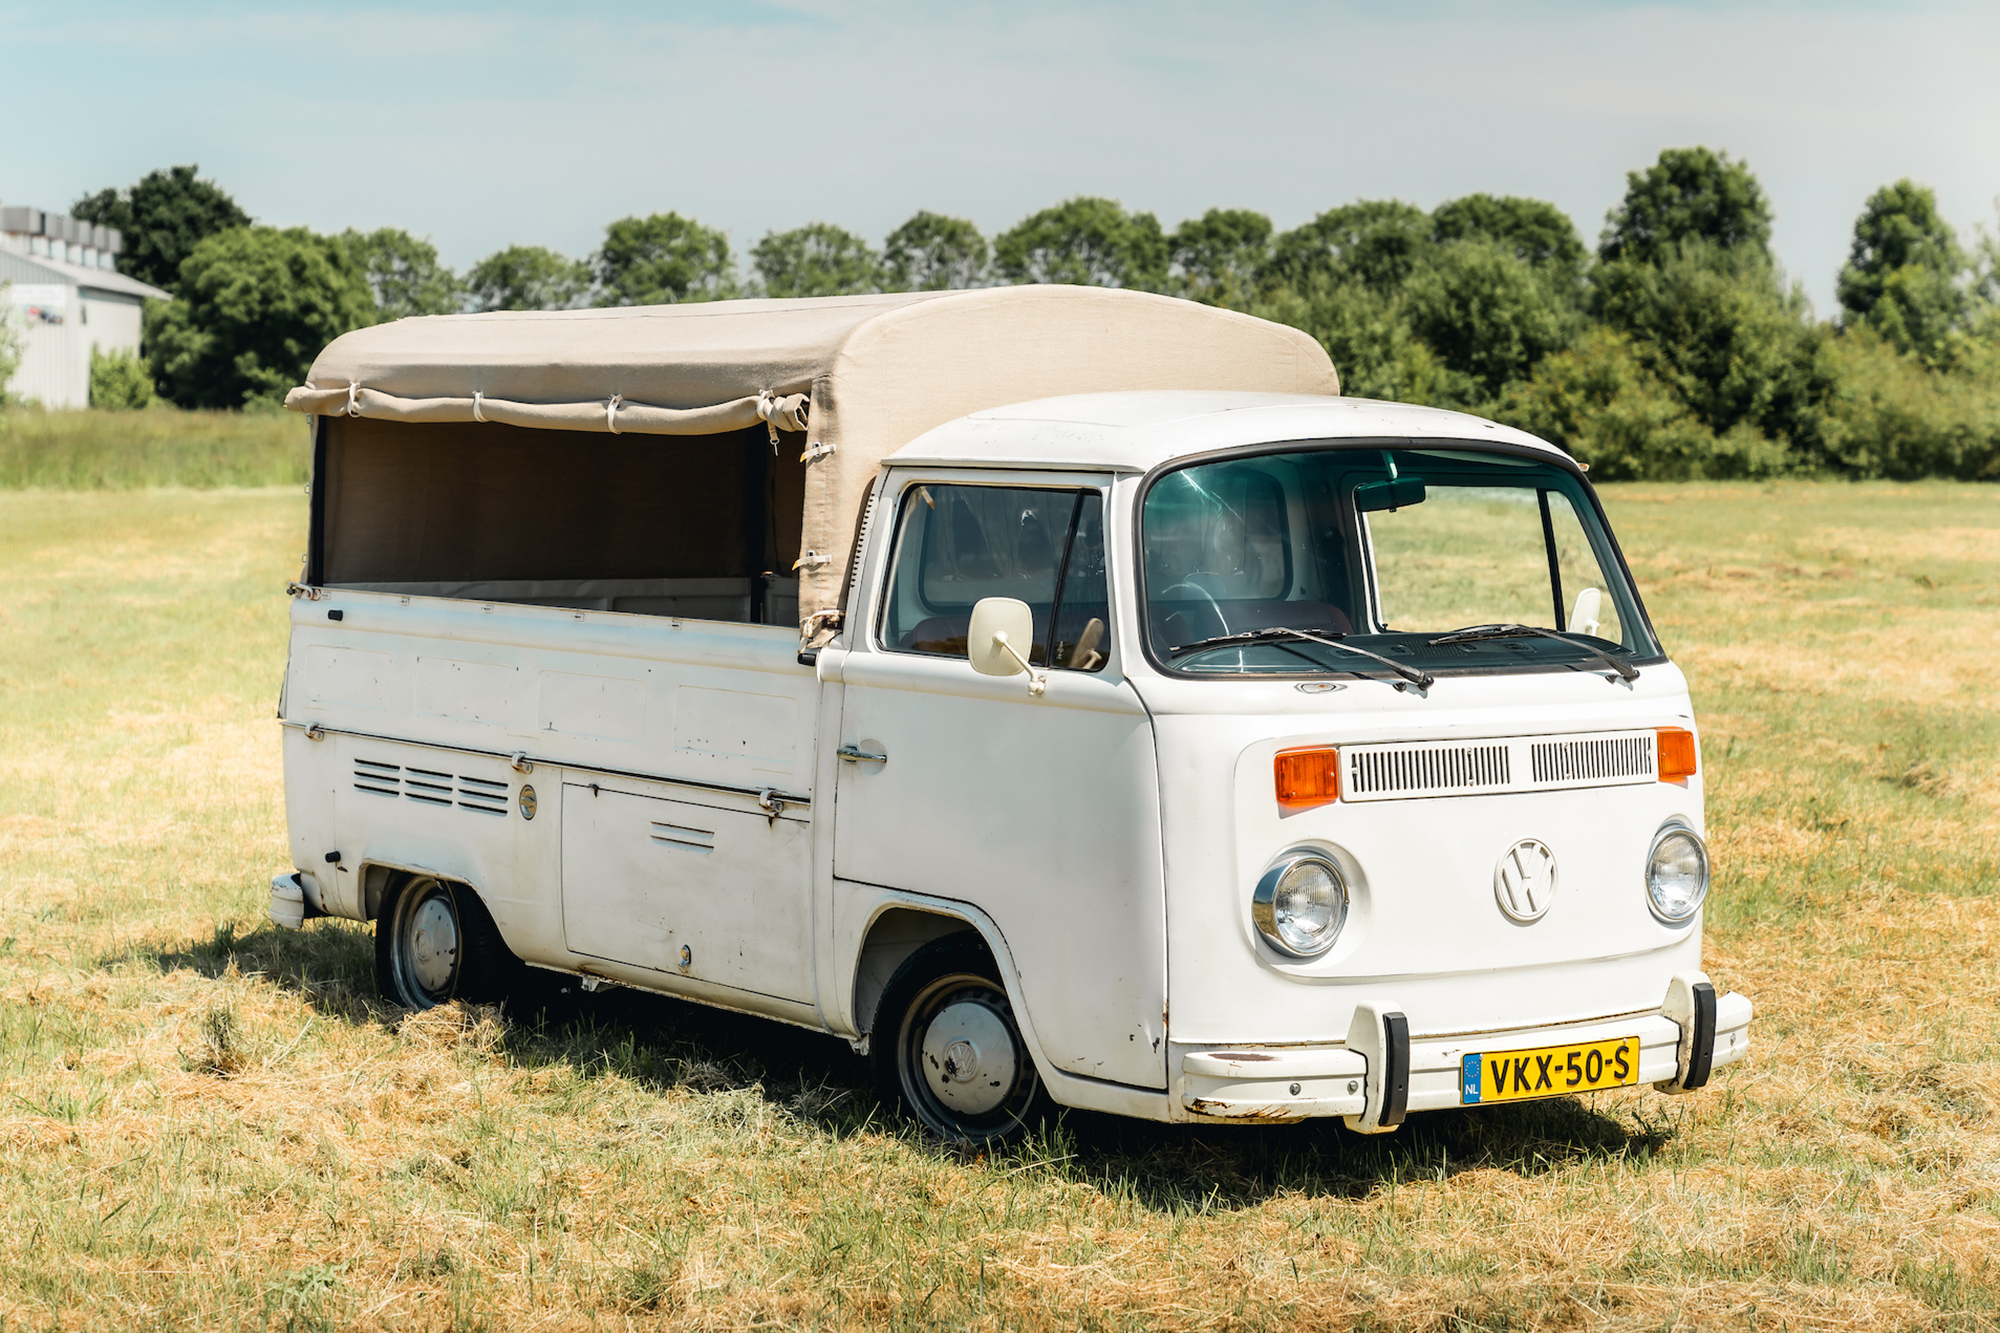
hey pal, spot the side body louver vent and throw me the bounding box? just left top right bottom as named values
left=352, top=759, right=508, bottom=816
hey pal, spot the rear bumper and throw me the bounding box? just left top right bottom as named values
left=268, top=870, right=328, bottom=931
left=1174, top=971, right=1751, bottom=1125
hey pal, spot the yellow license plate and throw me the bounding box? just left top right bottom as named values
left=1461, top=1036, right=1640, bottom=1104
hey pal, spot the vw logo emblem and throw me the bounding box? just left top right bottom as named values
left=1494, top=839, right=1557, bottom=922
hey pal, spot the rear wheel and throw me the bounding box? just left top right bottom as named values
left=873, top=935, right=1045, bottom=1145
left=374, top=875, right=508, bottom=1009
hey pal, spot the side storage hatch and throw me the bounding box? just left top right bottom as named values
left=561, top=783, right=813, bottom=1003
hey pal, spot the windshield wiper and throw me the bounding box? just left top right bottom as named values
left=1171, top=626, right=1435, bottom=690
left=1426, top=623, right=1639, bottom=682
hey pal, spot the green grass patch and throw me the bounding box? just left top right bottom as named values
left=0, top=406, right=309, bottom=489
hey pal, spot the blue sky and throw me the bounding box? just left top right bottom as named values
left=6, top=0, right=1996, bottom=311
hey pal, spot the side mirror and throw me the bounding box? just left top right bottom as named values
left=1354, top=477, right=1426, bottom=513
left=968, top=597, right=1047, bottom=696
left=1568, top=586, right=1602, bottom=637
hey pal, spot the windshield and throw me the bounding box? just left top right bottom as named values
left=1141, top=445, right=1657, bottom=679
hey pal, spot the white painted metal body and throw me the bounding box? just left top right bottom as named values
left=277, top=392, right=1752, bottom=1126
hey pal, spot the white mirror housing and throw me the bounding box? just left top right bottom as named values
left=1569, top=586, right=1602, bottom=637
left=968, top=597, right=1046, bottom=695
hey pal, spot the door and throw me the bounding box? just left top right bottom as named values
left=833, top=479, right=1168, bottom=1089
left=561, top=782, right=814, bottom=1003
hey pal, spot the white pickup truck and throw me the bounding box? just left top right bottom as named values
left=272, top=286, right=1750, bottom=1143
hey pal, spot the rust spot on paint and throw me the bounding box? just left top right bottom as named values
left=1186, top=1098, right=1308, bottom=1123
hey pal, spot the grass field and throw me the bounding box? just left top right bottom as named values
left=1, top=480, right=1998, bottom=1330
left=0, top=408, right=308, bottom=489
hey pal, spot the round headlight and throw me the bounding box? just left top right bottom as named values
left=1646, top=825, right=1709, bottom=923
left=1252, top=853, right=1349, bottom=958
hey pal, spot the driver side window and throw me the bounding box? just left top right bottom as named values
left=880, top=483, right=1109, bottom=671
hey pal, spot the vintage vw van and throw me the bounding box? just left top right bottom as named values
left=272, top=287, right=1751, bottom=1142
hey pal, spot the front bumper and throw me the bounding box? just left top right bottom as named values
left=1175, top=971, right=1751, bottom=1125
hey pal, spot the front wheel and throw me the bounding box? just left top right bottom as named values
left=374, top=875, right=507, bottom=1009
left=874, top=935, right=1046, bottom=1145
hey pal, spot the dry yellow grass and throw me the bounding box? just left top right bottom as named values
left=1, top=480, right=1997, bottom=1331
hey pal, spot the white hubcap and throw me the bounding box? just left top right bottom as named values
left=408, top=895, right=460, bottom=992
left=920, top=998, right=1017, bottom=1116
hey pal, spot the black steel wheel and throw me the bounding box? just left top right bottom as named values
left=874, top=935, right=1045, bottom=1145
left=374, top=875, right=507, bottom=1009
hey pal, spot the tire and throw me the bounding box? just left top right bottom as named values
left=374, top=875, right=511, bottom=1009
left=873, top=934, right=1046, bottom=1146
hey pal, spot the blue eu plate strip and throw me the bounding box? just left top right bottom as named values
left=1461, top=1052, right=1482, bottom=1104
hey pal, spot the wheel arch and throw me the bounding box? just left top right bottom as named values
left=847, top=897, right=1053, bottom=1076
left=355, top=859, right=460, bottom=922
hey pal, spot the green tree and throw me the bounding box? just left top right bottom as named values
left=465, top=246, right=591, bottom=311
left=1592, top=239, right=1833, bottom=458
left=1498, top=329, right=1788, bottom=479
left=1253, top=277, right=1439, bottom=404
left=72, top=164, right=252, bottom=293
left=341, top=228, right=464, bottom=319
left=1835, top=180, right=1970, bottom=362
left=1819, top=326, right=2000, bottom=479
left=1169, top=208, right=1272, bottom=308
left=146, top=226, right=376, bottom=409
left=1265, top=201, right=1432, bottom=294
left=993, top=197, right=1167, bottom=290
left=89, top=346, right=156, bottom=409
left=1431, top=194, right=1587, bottom=278
left=751, top=223, right=881, bottom=298
left=594, top=213, right=737, bottom=306
left=882, top=211, right=989, bottom=291
left=1404, top=240, right=1579, bottom=404
left=1974, top=211, right=2000, bottom=310
left=1599, top=147, right=1772, bottom=265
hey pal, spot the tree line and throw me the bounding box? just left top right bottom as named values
left=56, top=152, right=2000, bottom=480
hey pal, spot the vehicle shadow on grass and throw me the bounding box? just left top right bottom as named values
left=136, top=918, right=1677, bottom=1208
left=1046, top=1096, right=1678, bottom=1213
left=476, top=982, right=1678, bottom=1211
left=129, top=915, right=880, bottom=1108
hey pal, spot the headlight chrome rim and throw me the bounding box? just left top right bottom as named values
left=1645, top=821, right=1709, bottom=924
left=1252, top=852, right=1350, bottom=959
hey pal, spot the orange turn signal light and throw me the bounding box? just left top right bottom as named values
left=1275, top=746, right=1341, bottom=809
left=1657, top=728, right=1698, bottom=783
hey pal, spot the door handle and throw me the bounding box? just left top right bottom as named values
left=837, top=744, right=887, bottom=765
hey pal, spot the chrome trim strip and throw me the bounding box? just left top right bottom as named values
left=279, top=719, right=813, bottom=807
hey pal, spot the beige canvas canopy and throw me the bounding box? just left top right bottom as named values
left=287, top=285, right=1338, bottom=641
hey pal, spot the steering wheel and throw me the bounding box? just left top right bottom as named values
left=1159, top=579, right=1230, bottom=639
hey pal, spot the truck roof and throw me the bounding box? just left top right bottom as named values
left=887, top=391, right=1568, bottom=474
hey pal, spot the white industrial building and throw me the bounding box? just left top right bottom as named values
left=2, top=204, right=171, bottom=407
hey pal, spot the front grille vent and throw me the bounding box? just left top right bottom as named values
left=352, top=759, right=508, bottom=816
left=1347, top=743, right=1511, bottom=799
left=1337, top=729, right=1662, bottom=802
left=1530, top=735, right=1654, bottom=785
